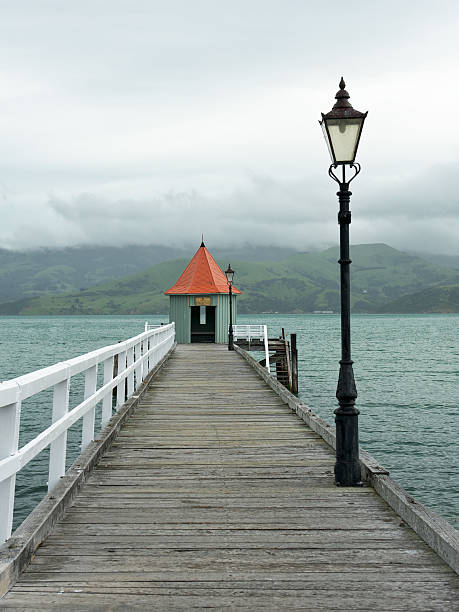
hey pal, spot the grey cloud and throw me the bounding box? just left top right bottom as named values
left=1, top=2, right=459, bottom=257
left=358, top=164, right=459, bottom=220
left=5, top=167, right=459, bottom=255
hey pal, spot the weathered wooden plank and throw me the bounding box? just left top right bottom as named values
left=107, top=441, right=331, bottom=450
left=63, top=503, right=395, bottom=518
left=48, top=526, right=420, bottom=541
left=96, top=462, right=336, bottom=473
left=46, top=521, right=415, bottom=534
left=63, top=493, right=392, bottom=509
left=102, top=450, right=328, bottom=458
left=25, top=548, right=447, bottom=567
left=2, top=591, right=458, bottom=612
left=11, top=578, right=456, bottom=590
left=78, top=485, right=374, bottom=497
left=118, top=424, right=311, bottom=431
left=39, top=536, right=427, bottom=550
left=116, top=432, right=322, bottom=440
left=7, top=569, right=458, bottom=583
left=60, top=511, right=400, bottom=527
left=88, top=466, right=337, bottom=479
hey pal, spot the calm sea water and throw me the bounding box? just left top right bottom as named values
left=1, top=314, right=457, bottom=531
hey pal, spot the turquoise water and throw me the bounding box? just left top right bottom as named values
left=0, top=314, right=457, bottom=531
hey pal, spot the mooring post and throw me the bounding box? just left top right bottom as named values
left=291, top=333, right=298, bottom=394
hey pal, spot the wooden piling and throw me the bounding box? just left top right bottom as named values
left=291, top=333, right=298, bottom=395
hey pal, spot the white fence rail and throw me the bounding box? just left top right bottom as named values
left=0, top=323, right=175, bottom=544
left=233, top=324, right=270, bottom=374
left=144, top=322, right=168, bottom=331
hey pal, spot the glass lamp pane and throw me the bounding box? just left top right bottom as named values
left=321, top=121, right=334, bottom=162
left=326, top=118, right=363, bottom=163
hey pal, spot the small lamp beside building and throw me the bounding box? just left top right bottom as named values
left=164, top=241, right=241, bottom=344
left=225, top=264, right=235, bottom=350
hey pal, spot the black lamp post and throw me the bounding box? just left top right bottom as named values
left=225, top=264, right=235, bottom=351
left=319, top=77, right=367, bottom=486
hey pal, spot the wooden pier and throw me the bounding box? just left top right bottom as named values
left=1, top=344, right=458, bottom=609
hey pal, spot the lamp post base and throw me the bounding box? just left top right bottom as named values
left=334, top=411, right=361, bottom=486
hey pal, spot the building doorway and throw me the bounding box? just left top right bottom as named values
left=190, top=306, right=216, bottom=343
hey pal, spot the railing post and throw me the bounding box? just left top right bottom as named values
left=151, top=333, right=158, bottom=367
left=156, top=329, right=161, bottom=361
left=141, top=339, right=147, bottom=381
left=134, top=342, right=142, bottom=390
left=126, top=346, right=134, bottom=397
left=263, top=325, right=271, bottom=374
left=0, top=390, right=21, bottom=543
left=101, top=356, right=114, bottom=427
left=48, top=378, right=70, bottom=491
left=116, top=349, right=127, bottom=410
left=146, top=336, right=151, bottom=373
left=81, top=364, right=97, bottom=450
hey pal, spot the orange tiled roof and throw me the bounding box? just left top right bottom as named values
left=164, top=243, right=241, bottom=295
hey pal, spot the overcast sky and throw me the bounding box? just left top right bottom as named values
left=0, top=0, right=458, bottom=254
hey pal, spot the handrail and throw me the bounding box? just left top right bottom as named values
left=233, top=324, right=264, bottom=340
left=233, top=324, right=270, bottom=373
left=0, top=322, right=175, bottom=544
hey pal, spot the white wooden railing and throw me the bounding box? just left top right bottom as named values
left=0, top=323, right=175, bottom=544
left=144, top=322, right=167, bottom=331
left=233, top=324, right=270, bottom=374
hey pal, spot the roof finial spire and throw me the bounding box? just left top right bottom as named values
left=201, top=233, right=205, bottom=248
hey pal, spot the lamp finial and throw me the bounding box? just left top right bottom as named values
left=334, top=77, right=351, bottom=107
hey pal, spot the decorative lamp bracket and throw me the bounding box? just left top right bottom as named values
left=328, top=163, right=361, bottom=187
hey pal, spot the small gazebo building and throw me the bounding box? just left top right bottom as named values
left=165, top=241, right=241, bottom=343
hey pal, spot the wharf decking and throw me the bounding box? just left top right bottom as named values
left=2, top=344, right=458, bottom=610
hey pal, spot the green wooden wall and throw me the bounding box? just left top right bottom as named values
left=169, top=295, right=191, bottom=343
left=214, top=293, right=238, bottom=343
left=168, top=293, right=238, bottom=343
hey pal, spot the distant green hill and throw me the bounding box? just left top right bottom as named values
left=0, top=244, right=297, bottom=303
left=378, top=284, right=459, bottom=313
left=0, top=259, right=189, bottom=315
left=232, top=244, right=458, bottom=313
left=0, top=245, right=187, bottom=302
left=0, top=244, right=457, bottom=315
